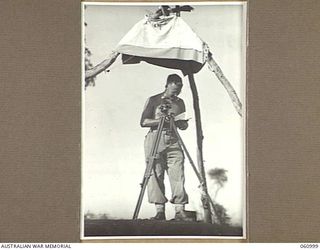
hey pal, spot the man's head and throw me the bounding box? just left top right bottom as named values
left=165, top=74, right=183, bottom=96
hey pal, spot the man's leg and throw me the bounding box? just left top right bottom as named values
left=166, top=147, right=188, bottom=206
left=144, top=132, right=168, bottom=204
left=144, top=132, right=167, bottom=219
left=147, top=158, right=167, bottom=204
left=166, top=147, right=195, bottom=221
left=147, top=159, right=168, bottom=220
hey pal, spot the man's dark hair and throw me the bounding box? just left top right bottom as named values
left=166, top=74, right=182, bottom=87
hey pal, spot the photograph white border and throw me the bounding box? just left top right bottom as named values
left=81, top=1, right=247, bottom=240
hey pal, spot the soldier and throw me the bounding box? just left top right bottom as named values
left=140, top=74, right=192, bottom=221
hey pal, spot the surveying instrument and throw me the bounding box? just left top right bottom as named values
left=132, top=100, right=220, bottom=222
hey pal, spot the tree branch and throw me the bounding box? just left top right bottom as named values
left=206, top=51, right=243, bottom=117
left=85, top=51, right=120, bottom=80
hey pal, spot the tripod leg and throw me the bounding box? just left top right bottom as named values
left=170, top=119, right=202, bottom=183
left=170, top=119, right=222, bottom=224
left=132, top=116, right=166, bottom=220
left=133, top=177, right=149, bottom=219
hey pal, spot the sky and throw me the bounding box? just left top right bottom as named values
left=82, top=2, right=246, bottom=227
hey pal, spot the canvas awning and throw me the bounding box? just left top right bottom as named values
left=116, top=15, right=207, bottom=74
left=85, top=12, right=242, bottom=117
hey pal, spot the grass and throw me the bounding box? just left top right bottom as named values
left=84, top=219, right=243, bottom=237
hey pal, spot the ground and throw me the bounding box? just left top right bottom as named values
left=84, top=219, right=243, bottom=237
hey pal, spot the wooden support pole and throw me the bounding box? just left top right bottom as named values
left=85, top=51, right=120, bottom=81
left=187, top=73, right=212, bottom=224
left=206, top=51, right=242, bottom=117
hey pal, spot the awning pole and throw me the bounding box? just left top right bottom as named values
left=206, top=50, right=242, bottom=117
left=85, top=51, right=120, bottom=81
left=187, top=73, right=212, bottom=224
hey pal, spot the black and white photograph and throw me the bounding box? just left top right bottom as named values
left=82, top=2, right=247, bottom=239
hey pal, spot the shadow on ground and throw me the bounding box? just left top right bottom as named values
left=84, top=219, right=242, bottom=237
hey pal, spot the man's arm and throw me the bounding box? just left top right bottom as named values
left=140, top=97, right=160, bottom=127
left=141, top=118, right=161, bottom=127
left=176, top=120, right=188, bottom=130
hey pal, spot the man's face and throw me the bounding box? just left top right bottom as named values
left=166, top=81, right=183, bottom=96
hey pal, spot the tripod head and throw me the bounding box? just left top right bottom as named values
left=159, top=98, right=173, bottom=116
left=159, top=103, right=171, bottom=115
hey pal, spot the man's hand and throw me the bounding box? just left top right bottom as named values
left=141, top=118, right=162, bottom=127
left=175, top=120, right=188, bottom=130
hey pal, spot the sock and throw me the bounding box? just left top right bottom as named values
left=155, top=203, right=165, bottom=213
left=175, top=204, right=185, bottom=213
